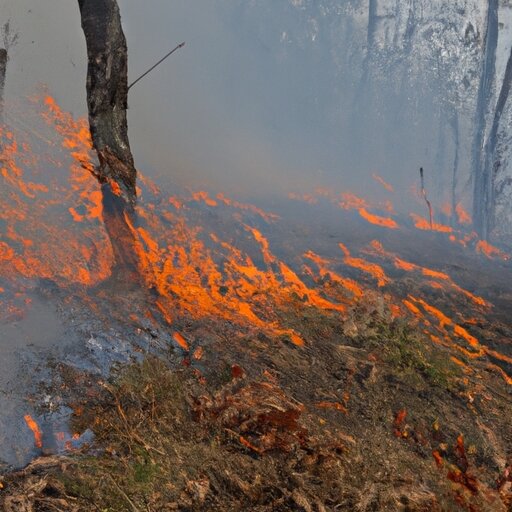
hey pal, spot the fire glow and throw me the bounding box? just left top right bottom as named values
left=1, top=94, right=512, bottom=455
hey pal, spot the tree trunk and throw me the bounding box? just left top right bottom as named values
left=481, top=44, right=512, bottom=238
left=77, top=0, right=136, bottom=203
left=78, top=0, right=140, bottom=284
left=450, top=111, right=460, bottom=226
left=0, top=48, right=7, bottom=123
left=472, top=0, right=498, bottom=238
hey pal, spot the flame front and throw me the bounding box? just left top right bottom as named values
left=1, top=91, right=511, bottom=444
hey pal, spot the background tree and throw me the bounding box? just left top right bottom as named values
left=0, top=20, right=18, bottom=123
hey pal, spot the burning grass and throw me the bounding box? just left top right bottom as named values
left=2, top=95, right=512, bottom=510
left=341, top=298, right=461, bottom=391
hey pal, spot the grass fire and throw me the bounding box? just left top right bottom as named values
left=1, top=2, right=512, bottom=511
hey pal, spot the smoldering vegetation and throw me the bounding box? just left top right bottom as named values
left=1, top=1, right=512, bottom=511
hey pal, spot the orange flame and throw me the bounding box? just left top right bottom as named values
left=475, top=240, right=509, bottom=260
left=339, top=243, right=389, bottom=287
left=1, top=94, right=510, bottom=389
left=173, top=332, right=189, bottom=350
left=410, top=213, right=453, bottom=233
left=192, top=190, right=218, bottom=207
left=358, top=208, right=399, bottom=229
left=455, top=204, right=471, bottom=225
left=372, top=173, right=394, bottom=192
left=24, top=415, right=43, bottom=449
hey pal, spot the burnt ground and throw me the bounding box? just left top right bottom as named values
left=0, top=196, right=512, bottom=511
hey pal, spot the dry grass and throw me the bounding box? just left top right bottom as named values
left=1, top=296, right=511, bottom=511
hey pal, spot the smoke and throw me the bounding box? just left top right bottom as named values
left=0, top=1, right=486, bottom=212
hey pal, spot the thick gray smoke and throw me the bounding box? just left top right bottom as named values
left=2, top=1, right=512, bottom=235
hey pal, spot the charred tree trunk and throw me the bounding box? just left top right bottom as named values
left=77, top=0, right=136, bottom=203
left=78, top=0, right=140, bottom=283
left=472, top=0, right=498, bottom=238
left=0, top=48, right=7, bottom=123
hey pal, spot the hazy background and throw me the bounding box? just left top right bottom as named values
left=0, top=0, right=479, bottom=207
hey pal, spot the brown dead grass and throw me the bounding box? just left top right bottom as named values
left=1, top=296, right=511, bottom=511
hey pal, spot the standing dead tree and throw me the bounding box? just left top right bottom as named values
left=0, top=21, right=19, bottom=123
left=77, top=0, right=136, bottom=204
left=0, top=48, right=6, bottom=122
left=420, top=167, right=434, bottom=229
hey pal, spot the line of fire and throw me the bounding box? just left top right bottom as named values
left=0, top=1, right=511, bottom=511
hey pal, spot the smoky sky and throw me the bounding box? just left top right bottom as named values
left=1, top=0, right=460, bottom=207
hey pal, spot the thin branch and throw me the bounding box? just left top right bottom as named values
left=128, top=42, right=185, bottom=91
left=420, top=167, right=434, bottom=229
left=107, top=473, right=142, bottom=512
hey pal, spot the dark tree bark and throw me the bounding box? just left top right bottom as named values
left=0, top=48, right=7, bottom=123
left=77, top=0, right=136, bottom=203
left=78, top=0, right=140, bottom=283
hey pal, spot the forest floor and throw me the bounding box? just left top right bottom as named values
left=0, top=273, right=511, bottom=512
